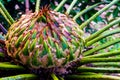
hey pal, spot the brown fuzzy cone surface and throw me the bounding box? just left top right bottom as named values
left=5, top=8, right=83, bottom=70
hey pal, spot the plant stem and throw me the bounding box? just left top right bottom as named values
left=51, top=73, right=59, bottom=80
left=80, top=57, right=120, bottom=65
left=0, top=1, right=14, bottom=25
left=0, top=8, right=12, bottom=25
left=77, top=67, right=120, bottom=73
left=83, top=38, right=120, bottom=56
left=0, top=23, right=7, bottom=34
left=86, top=29, right=120, bottom=47
left=66, top=0, right=77, bottom=15
left=25, top=0, right=30, bottom=14
left=73, top=2, right=102, bottom=20
left=0, top=62, right=25, bottom=70
left=84, top=50, right=120, bottom=58
left=54, top=0, right=67, bottom=11
left=59, top=77, right=64, bottom=80
left=86, top=18, right=120, bottom=42
left=0, top=74, right=37, bottom=80
left=35, top=0, right=41, bottom=12
left=66, top=74, right=120, bottom=80
left=92, top=62, right=120, bottom=67
left=79, top=0, right=119, bottom=29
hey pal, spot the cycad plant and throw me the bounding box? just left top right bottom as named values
left=0, top=0, right=120, bottom=80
